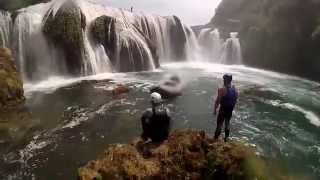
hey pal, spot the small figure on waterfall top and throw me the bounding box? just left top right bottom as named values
left=141, top=92, right=171, bottom=143
left=213, top=74, right=238, bottom=142
left=131, top=6, right=133, bottom=12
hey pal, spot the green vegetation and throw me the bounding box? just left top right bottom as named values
left=0, top=48, right=24, bottom=109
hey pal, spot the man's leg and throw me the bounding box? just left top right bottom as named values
left=214, top=111, right=225, bottom=140
left=224, top=111, right=232, bottom=142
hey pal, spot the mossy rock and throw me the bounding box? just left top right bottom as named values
left=0, top=48, right=25, bottom=110
left=43, top=0, right=86, bottom=75
left=90, top=15, right=117, bottom=63
left=78, top=129, right=294, bottom=180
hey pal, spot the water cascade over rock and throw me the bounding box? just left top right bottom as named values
left=0, top=11, right=11, bottom=48
left=198, top=28, right=242, bottom=64
left=0, top=0, right=199, bottom=82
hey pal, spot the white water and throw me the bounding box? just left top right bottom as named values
left=198, top=29, right=242, bottom=64
left=0, top=11, right=11, bottom=48
left=1, top=0, right=200, bottom=81
left=12, top=3, right=67, bottom=81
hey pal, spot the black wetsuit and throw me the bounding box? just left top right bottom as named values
left=141, top=106, right=171, bottom=142
left=214, top=86, right=237, bottom=140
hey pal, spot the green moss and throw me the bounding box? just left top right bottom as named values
left=0, top=47, right=24, bottom=109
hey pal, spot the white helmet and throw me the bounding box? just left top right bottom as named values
left=150, top=92, right=162, bottom=104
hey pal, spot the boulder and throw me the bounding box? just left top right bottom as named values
left=78, top=129, right=279, bottom=180
left=0, top=47, right=24, bottom=110
left=90, top=15, right=117, bottom=63
left=43, top=0, right=86, bottom=76
left=112, top=84, right=130, bottom=96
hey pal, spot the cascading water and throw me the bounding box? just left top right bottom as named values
left=3, top=0, right=199, bottom=82
left=197, top=29, right=242, bottom=64
left=0, top=11, right=11, bottom=48
left=12, top=3, right=68, bottom=81
left=220, top=32, right=242, bottom=64
left=198, top=28, right=223, bottom=61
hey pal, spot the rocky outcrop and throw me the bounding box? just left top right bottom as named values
left=78, top=129, right=282, bottom=180
left=211, top=0, right=320, bottom=82
left=43, top=0, right=86, bottom=76
left=90, top=15, right=160, bottom=72
left=90, top=15, right=117, bottom=64
left=0, top=47, right=24, bottom=109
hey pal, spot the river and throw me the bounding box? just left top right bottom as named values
left=0, top=62, right=320, bottom=179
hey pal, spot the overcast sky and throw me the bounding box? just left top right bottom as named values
left=96, top=0, right=222, bottom=25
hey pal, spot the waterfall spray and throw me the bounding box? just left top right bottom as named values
left=1, top=0, right=202, bottom=82
left=198, top=29, right=242, bottom=64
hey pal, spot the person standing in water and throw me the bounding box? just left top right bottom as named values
left=213, top=74, right=238, bottom=142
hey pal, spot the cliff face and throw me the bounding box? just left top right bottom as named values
left=211, top=0, right=320, bottom=81
left=0, top=47, right=24, bottom=110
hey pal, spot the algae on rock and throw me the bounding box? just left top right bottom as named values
left=78, top=129, right=291, bottom=180
left=0, top=47, right=24, bottom=110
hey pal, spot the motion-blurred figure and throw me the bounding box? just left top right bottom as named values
left=213, top=74, right=238, bottom=142
left=141, top=92, right=171, bottom=143
left=150, top=74, right=183, bottom=99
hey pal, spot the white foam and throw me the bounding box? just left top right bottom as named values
left=268, top=100, right=320, bottom=127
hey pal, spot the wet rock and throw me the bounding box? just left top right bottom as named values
left=112, top=84, right=130, bottom=96
left=0, top=47, right=24, bottom=110
left=90, top=15, right=117, bottom=63
left=78, top=129, right=275, bottom=180
left=167, top=16, right=187, bottom=61
left=90, top=15, right=156, bottom=72
left=43, top=0, right=86, bottom=76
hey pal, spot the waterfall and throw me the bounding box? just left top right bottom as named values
left=1, top=0, right=201, bottom=82
left=198, top=29, right=242, bottom=64
left=198, top=28, right=223, bottom=62
left=0, top=11, right=11, bottom=48
left=220, top=32, right=242, bottom=64
left=12, top=3, right=68, bottom=81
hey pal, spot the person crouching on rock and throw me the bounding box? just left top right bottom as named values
left=213, top=74, right=238, bottom=142
left=141, top=92, right=171, bottom=143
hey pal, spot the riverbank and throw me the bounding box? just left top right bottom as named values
left=78, top=129, right=290, bottom=180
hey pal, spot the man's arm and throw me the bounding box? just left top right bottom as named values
left=214, top=89, right=222, bottom=115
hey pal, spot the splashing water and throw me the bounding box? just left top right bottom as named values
left=198, top=29, right=242, bottom=64
left=0, top=0, right=200, bottom=82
